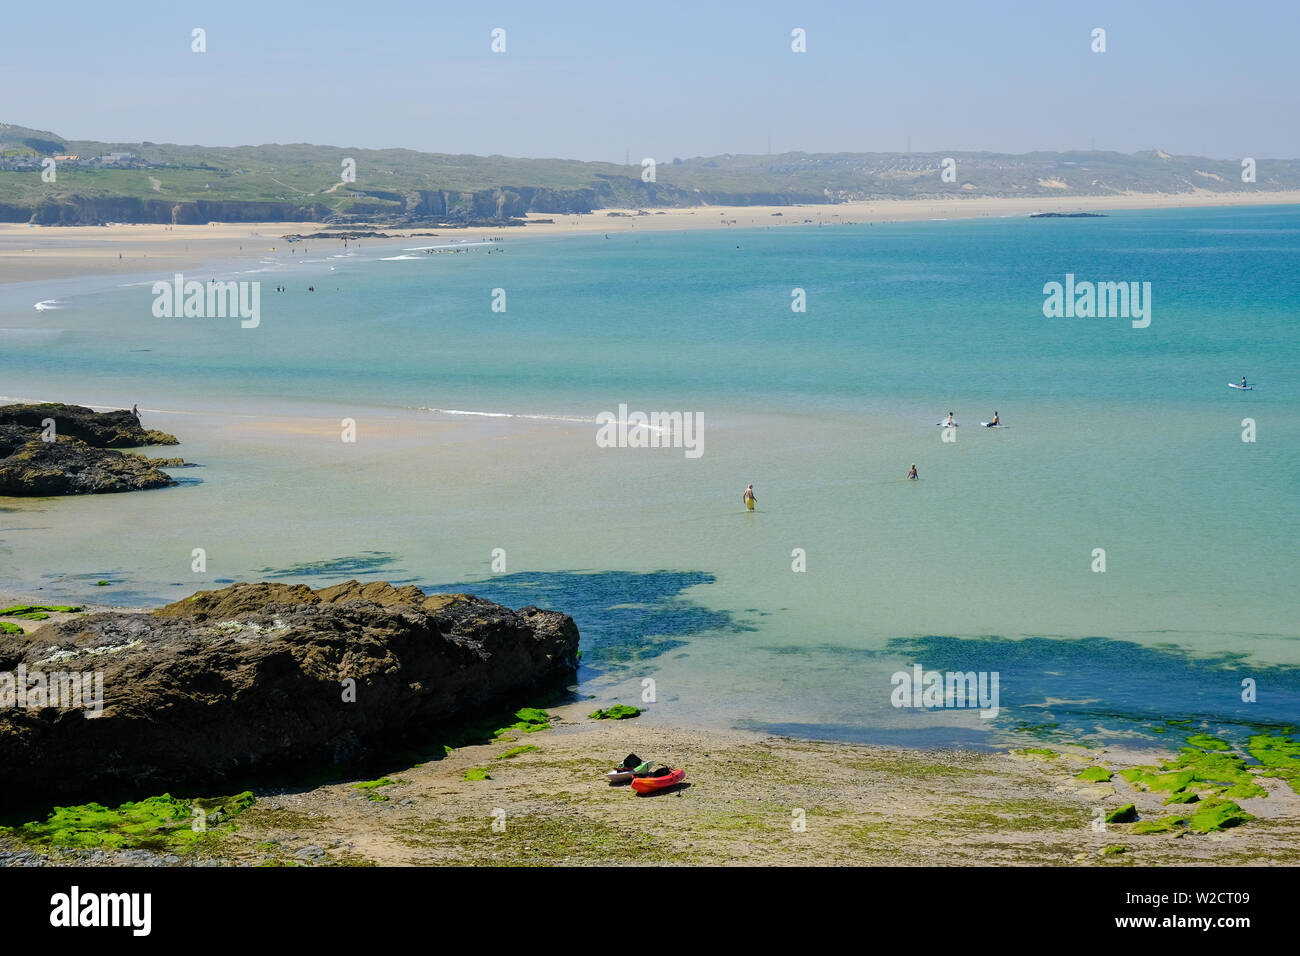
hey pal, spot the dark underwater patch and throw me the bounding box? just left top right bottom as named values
left=752, top=634, right=1300, bottom=748
left=430, top=569, right=753, bottom=667
left=257, top=551, right=416, bottom=582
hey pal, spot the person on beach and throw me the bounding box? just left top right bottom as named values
left=908, top=464, right=918, bottom=480
left=743, top=484, right=756, bottom=510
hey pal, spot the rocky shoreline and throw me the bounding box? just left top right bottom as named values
left=0, top=580, right=579, bottom=811
left=0, top=402, right=183, bottom=495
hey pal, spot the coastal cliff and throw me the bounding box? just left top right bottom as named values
left=0, top=403, right=180, bottom=496
left=0, top=581, right=581, bottom=810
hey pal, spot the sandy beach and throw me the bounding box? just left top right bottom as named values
left=2, top=594, right=1297, bottom=867
left=2, top=689, right=1296, bottom=867
left=3, top=190, right=1299, bottom=285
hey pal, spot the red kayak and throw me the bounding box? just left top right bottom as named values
left=631, top=768, right=686, bottom=793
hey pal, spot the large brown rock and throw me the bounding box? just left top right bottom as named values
left=0, top=403, right=181, bottom=496
left=0, top=403, right=178, bottom=448
left=0, top=581, right=580, bottom=809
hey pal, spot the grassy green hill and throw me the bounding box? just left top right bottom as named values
left=3, top=122, right=1298, bottom=225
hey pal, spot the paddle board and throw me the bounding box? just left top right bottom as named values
left=1228, top=383, right=1254, bottom=390
left=980, top=422, right=1007, bottom=427
left=935, top=422, right=959, bottom=427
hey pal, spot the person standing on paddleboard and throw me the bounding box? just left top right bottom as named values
left=743, top=484, right=757, bottom=510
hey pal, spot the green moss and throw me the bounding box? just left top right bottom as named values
left=463, top=768, right=491, bottom=781
left=1187, top=800, right=1252, bottom=833
left=588, top=704, right=642, bottom=720
left=496, top=745, right=538, bottom=760
left=365, top=793, right=389, bottom=802
left=1166, top=748, right=1254, bottom=787
left=1102, top=844, right=1127, bottom=857
left=12, top=790, right=255, bottom=851
left=1164, top=790, right=1200, bottom=805
left=1132, top=814, right=1187, bottom=834
left=1186, top=734, right=1232, bottom=750
left=493, top=707, right=552, bottom=736
left=1119, top=767, right=1195, bottom=792
left=1104, top=804, right=1138, bottom=823
left=95, top=581, right=109, bottom=586
left=1247, top=734, right=1300, bottom=794
left=1011, top=747, right=1058, bottom=758
left=1221, top=781, right=1267, bottom=799
left=352, top=777, right=394, bottom=790
left=0, top=604, right=81, bottom=617
left=1076, top=767, right=1113, bottom=782
left=0, top=622, right=22, bottom=634
left=1151, top=725, right=1168, bottom=734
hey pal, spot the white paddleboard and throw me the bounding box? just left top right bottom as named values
left=980, top=422, right=1007, bottom=428
left=935, top=422, right=959, bottom=427
left=1228, top=383, right=1254, bottom=390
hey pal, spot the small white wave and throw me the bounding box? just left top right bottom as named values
left=402, top=241, right=496, bottom=251
left=414, top=407, right=668, bottom=431
left=417, top=407, right=594, bottom=424
left=380, top=254, right=423, bottom=261
left=34, top=299, right=62, bottom=311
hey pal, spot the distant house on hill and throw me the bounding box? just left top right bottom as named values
left=53, top=154, right=78, bottom=161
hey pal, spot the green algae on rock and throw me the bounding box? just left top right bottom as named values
left=494, top=707, right=552, bottom=736
left=1132, top=815, right=1185, bottom=834
left=1124, top=799, right=1252, bottom=836
left=1, top=791, right=255, bottom=851
left=1105, top=804, right=1138, bottom=823
left=1076, top=767, right=1113, bottom=782
left=1186, top=734, right=1232, bottom=751
left=353, top=777, right=395, bottom=790
left=589, top=705, right=641, bottom=720
left=496, top=745, right=538, bottom=760
left=1187, top=799, right=1252, bottom=832
left=0, top=605, right=81, bottom=619
left=1247, top=734, right=1300, bottom=794
left=463, top=768, right=491, bottom=781
left=0, top=622, right=22, bottom=634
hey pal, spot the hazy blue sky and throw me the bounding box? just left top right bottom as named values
left=3, top=0, right=1297, bottom=160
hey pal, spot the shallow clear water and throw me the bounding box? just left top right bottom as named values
left=3, top=206, right=1298, bottom=748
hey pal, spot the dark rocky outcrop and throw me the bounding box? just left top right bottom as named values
left=0, top=403, right=181, bottom=496
left=0, top=581, right=580, bottom=809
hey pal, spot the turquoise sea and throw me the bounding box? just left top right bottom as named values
left=3, top=205, right=1298, bottom=749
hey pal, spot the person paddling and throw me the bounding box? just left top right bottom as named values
left=1241, top=377, right=1248, bottom=389
left=907, top=464, right=918, bottom=480
left=944, top=411, right=956, bottom=427
left=743, top=484, right=757, bottom=510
